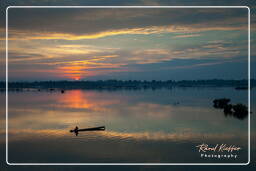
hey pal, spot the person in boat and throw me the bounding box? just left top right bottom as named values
left=74, top=126, right=79, bottom=136
left=74, top=126, right=79, bottom=132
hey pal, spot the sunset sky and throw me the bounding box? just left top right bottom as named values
left=3, top=7, right=251, bottom=81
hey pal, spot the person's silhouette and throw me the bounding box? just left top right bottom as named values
left=74, top=126, right=79, bottom=136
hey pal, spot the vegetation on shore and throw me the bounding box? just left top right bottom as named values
left=0, top=79, right=254, bottom=91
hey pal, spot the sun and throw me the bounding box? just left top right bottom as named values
left=74, top=77, right=80, bottom=81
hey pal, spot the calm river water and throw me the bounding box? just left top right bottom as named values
left=0, top=87, right=253, bottom=164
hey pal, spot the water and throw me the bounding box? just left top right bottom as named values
left=0, top=87, right=252, bottom=163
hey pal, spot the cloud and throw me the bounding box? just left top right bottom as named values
left=2, top=7, right=249, bottom=81
left=6, top=34, right=247, bottom=80
left=7, top=24, right=246, bottom=41
left=6, top=8, right=248, bottom=40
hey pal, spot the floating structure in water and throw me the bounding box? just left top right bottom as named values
left=213, top=98, right=230, bottom=108
left=235, top=86, right=249, bottom=90
left=213, top=98, right=249, bottom=120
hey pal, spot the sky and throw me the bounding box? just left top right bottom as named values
left=0, top=1, right=255, bottom=81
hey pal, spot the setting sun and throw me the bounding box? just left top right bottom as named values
left=74, top=77, right=80, bottom=81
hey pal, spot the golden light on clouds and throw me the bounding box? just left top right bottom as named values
left=56, top=56, right=122, bottom=80
left=7, top=24, right=246, bottom=41
left=4, top=8, right=248, bottom=81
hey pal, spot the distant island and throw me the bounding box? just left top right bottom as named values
left=0, top=79, right=255, bottom=91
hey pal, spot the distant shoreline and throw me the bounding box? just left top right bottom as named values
left=0, top=79, right=254, bottom=91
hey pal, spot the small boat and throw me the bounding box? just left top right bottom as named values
left=235, top=86, right=249, bottom=90
left=70, top=126, right=105, bottom=135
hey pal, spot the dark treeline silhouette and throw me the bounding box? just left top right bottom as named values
left=0, top=79, right=254, bottom=91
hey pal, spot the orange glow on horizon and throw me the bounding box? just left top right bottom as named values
left=74, top=77, right=80, bottom=81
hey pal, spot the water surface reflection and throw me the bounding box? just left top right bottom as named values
left=2, top=88, right=249, bottom=163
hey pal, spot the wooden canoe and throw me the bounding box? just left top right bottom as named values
left=70, top=126, right=105, bottom=132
